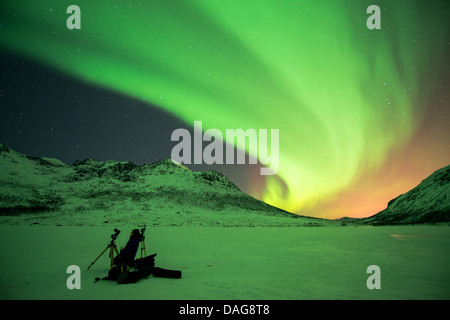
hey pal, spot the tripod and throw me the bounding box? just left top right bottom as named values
left=140, top=227, right=147, bottom=258
left=87, top=229, right=120, bottom=270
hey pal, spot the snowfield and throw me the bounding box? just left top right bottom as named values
left=0, top=224, right=448, bottom=300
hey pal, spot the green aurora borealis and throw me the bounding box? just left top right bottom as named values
left=1, top=1, right=448, bottom=218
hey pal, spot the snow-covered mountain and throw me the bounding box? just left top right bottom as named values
left=362, top=165, right=450, bottom=225
left=0, top=144, right=331, bottom=227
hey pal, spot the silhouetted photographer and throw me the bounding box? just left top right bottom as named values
left=115, top=228, right=144, bottom=267
left=91, top=227, right=181, bottom=284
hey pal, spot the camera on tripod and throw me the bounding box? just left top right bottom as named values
left=87, top=228, right=122, bottom=270
left=87, top=227, right=148, bottom=270
left=111, top=228, right=120, bottom=242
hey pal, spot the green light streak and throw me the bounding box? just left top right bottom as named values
left=1, top=0, right=447, bottom=213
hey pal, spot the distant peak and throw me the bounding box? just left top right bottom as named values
left=72, top=158, right=97, bottom=166
left=169, top=159, right=191, bottom=171
left=147, top=158, right=191, bottom=172
left=0, top=143, right=10, bottom=153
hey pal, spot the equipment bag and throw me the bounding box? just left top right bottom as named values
left=153, top=267, right=182, bottom=279
left=117, top=266, right=154, bottom=284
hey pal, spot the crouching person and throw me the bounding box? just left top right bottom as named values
left=99, top=229, right=156, bottom=284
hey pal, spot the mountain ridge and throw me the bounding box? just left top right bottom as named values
left=360, top=165, right=450, bottom=225
left=0, top=143, right=330, bottom=227
left=2, top=143, right=448, bottom=226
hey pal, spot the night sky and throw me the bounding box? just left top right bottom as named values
left=1, top=1, right=449, bottom=219
left=0, top=51, right=265, bottom=197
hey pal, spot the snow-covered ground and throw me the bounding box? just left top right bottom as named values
left=0, top=224, right=448, bottom=300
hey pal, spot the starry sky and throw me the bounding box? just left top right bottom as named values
left=0, top=1, right=449, bottom=219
